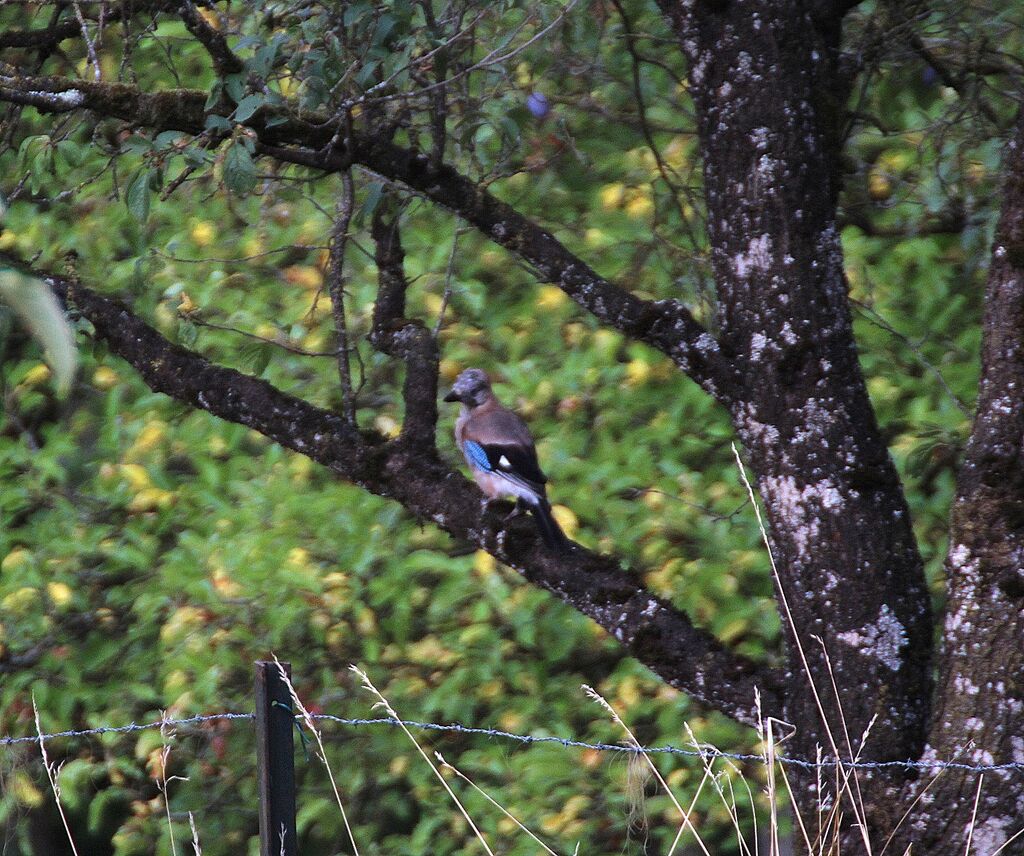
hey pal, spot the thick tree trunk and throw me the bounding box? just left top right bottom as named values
left=659, top=0, right=933, bottom=843
left=894, top=114, right=1024, bottom=856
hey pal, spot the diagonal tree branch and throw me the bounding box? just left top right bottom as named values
left=0, top=73, right=735, bottom=404
left=177, top=1, right=244, bottom=77
left=0, top=250, right=784, bottom=724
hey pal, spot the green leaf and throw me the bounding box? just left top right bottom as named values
left=249, top=43, right=279, bottom=78
left=223, top=141, right=258, bottom=194
left=233, top=94, right=265, bottom=123
left=240, top=340, right=273, bottom=376
left=204, top=114, right=232, bottom=134
left=153, top=131, right=183, bottom=149
left=0, top=269, right=78, bottom=395
left=223, top=73, right=246, bottom=104
left=125, top=169, right=152, bottom=223
left=356, top=181, right=385, bottom=226
left=343, top=2, right=370, bottom=26
left=56, top=140, right=87, bottom=168
left=177, top=319, right=198, bottom=348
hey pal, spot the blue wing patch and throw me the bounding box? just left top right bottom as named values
left=464, top=440, right=493, bottom=472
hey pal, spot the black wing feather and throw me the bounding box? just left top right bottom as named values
left=480, top=442, right=548, bottom=487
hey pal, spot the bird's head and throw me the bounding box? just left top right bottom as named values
left=443, top=368, right=492, bottom=407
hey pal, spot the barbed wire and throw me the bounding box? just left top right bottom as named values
left=2, top=710, right=1022, bottom=776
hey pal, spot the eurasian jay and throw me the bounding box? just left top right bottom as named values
left=444, top=368, right=567, bottom=549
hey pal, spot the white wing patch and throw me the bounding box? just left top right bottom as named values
left=498, top=455, right=511, bottom=469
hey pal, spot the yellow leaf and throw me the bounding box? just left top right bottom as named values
left=190, top=221, right=215, bottom=246
left=10, top=772, right=43, bottom=808
left=46, top=581, right=73, bottom=607
left=127, top=487, right=174, bottom=512
left=20, top=363, right=51, bottom=387
left=92, top=366, right=119, bottom=390
left=211, top=568, right=242, bottom=598
left=868, top=171, right=892, bottom=201
left=625, top=358, right=651, bottom=386
left=160, top=605, right=205, bottom=643
left=423, top=292, right=443, bottom=315
left=286, top=547, right=311, bottom=569
left=536, top=285, right=568, bottom=310
left=439, top=358, right=461, bottom=382
left=1, top=547, right=33, bottom=573
left=473, top=550, right=497, bottom=577
left=197, top=7, right=220, bottom=29
left=129, top=421, right=167, bottom=457
left=119, top=464, right=152, bottom=491
left=2, top=587, right=38, bottom=613
left=599, top=182, right=626, bottom=210
left=664, top=136, right=689, bottom=169
left=283, top=265, right=323, bottom=290
left=625, top=192, right=654, bottom=218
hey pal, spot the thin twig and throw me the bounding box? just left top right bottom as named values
left=433, top=219, right=464, bottom=337
left=852, top=297, right=969, bottom=416
left=326, top=171, right=358, bottom=424
left=153, top=244, right=330, bottom=264
left=190, top=316, right=339, bottom=357
left=73, top=1, right=102, bottom=82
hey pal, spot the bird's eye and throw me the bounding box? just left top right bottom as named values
left=498, top=455, right=511, bottom=468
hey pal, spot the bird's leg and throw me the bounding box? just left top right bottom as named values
left=503, top=498, right=529, bottom=523
left=479, top=496, right=519, bottom=520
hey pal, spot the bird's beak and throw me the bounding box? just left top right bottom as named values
left=443, top=389, right=459, bottom=403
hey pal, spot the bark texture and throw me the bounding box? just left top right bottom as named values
left=896, top=113, right=1024, bottom=856
left=659, top=0, right=933, bottom=839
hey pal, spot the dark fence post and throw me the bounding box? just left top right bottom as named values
left=255, top=661, right=298, bottom=856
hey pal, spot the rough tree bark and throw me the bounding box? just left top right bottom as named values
left=658, top=0, right=935, bottom=841
left=2, top=1, right=1023, bottom=852
left=903, top=112, right=1024, bottom=855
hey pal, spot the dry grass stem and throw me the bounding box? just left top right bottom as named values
left=582, top=685, right=711, bottom=856
left=964, top=774, right=984, bottom=855
left=188, top=811, right=203, bottom=856
left=991, top=820, right=1024, bottom=855
left=32, top=695, right=80, bottom=856
left=157, top=714, right=189, bottom=856
left=436, top=751, right=560, bottom=856
left=273, top=656, right=360, bottom=856
left=350, top=665, right=495, bottom=856
left=813, top=635, right=874, bottom=851
left=665, top=765, right=715, bottom=856
left=682, top=723, right=754, bottom=856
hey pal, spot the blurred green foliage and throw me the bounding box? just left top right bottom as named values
left=0, top=0, right=1020, bottom=853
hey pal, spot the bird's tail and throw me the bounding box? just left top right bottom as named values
left=530, top=498, right=569, bottom=551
